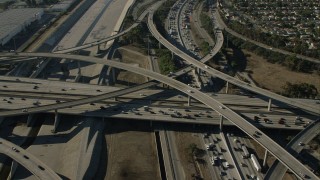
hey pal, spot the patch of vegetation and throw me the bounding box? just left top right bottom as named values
left=226, top=32, right=320, bottom=74
left=155, top=48, right=176, bottom=75
left=282, top=82, right=318, bottom=99
left=225, top=19, right=319, bottom=59
left=121, top=23, right=148, bottom=45
left=199, top=13, right=215, bottom=37
left=200, top=41, right=210, bottom=56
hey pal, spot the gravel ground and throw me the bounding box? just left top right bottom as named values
left=104, top=120, right=160, bottom=180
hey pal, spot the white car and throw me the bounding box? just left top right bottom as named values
left=187, top=89, right=193, bottom=93
left=219, top=106, right=225, bottom=109
left=22, top=109, right=28, bottom=112
left=205, top=65, right=208, bottom=69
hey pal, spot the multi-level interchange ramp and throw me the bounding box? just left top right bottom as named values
left=0, top=0, right=319, bottom=179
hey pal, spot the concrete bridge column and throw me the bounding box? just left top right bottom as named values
left=187, top=95, right=191, bottom=106
left=263, top=149, right=268, bottom=167
left=77, top=61, right=81, bottom=76
left=171, top=51, right=174, bottom=60
left=158, top=42, right=161, bottom=49
left=27, top=114, right=34, bottom=127
left=8, top=160, right=18, bottom=179
left=114, top=97, right=118, bottom=101
left=225, top=81, right=229, bottom=94
left=219, top=115, right=224, bottom=132
left=51, top=110, right=60, bottom=133
left=98, top=44, right=101, bottom=53
left=111, top=67, right=116, bottom=84
left=268, top=99, right=272, bottom=111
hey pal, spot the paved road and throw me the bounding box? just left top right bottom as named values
left=0, top=137, right=61, bottom=180
left=214, top=5, right=320, bottom=64
left=0, top=52, right=317, bottom=179
left=147, top=6, right=319, bottom=115
left=53, top=1, right=163, bottom=54
left=265, top=120, right=320, bottom=180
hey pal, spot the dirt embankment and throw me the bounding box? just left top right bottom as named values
left=116, top=45, right=149, bottom=85
left=245, top=50, right=320, bottom=93
left=104, top=120, right=160, bottom=180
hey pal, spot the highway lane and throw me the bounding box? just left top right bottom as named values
left=0, top=74, right=158, bottom=117
left=147, top=6, right=319, bottom=115
left=214, top=3, right=320, bottom=64
left=0, top=137, right=61, bottom=180
left=1, top=90, right=317, bottom=130
left=265, top=120, right=320, bottom=180
left=52, top=1, right=162, bottom=54
left=0, top=52, right=317, bottom=179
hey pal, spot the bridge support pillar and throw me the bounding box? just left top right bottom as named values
left=171, top=51, right=174, bottom=60
left=114, top=97, right=118, bottom=101
left=27, top=114, right=34, bottom=127
left=263, top=149, right=268, bottom=167
left=8, top=160, right=18, bottom=179
left=187, top=95, right=191, bottom=106
left=112, top=67, right=116, bottom=84
left=219, top=115, right=224, bottom=132
left=225, top=81, right=229, bottom=94
left=158, top=42, right=161, bottom=49
left=51, top=110, right=60, bottom=133
left=77, top=61, right=81, bottom=76
left=268, top=98, right=272, bottom=111
left=0, top=117, right=4, bottom=126
left=98, top=44, right=101, bottom=53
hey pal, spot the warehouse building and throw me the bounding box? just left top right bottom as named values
left=0, top=8, right=43, bottom=46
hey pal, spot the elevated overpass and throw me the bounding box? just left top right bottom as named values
left=147, top=5, right=319, bottom=115
left=265, top=120, right=320, bottom=180
left=0, top=52, right=317, bottom=179
left=0, top=137, right=61, bottom=180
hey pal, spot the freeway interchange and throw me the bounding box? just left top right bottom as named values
left=0, top=0, right=319, bottom=179
left=0, top=50, right=318, bottom=179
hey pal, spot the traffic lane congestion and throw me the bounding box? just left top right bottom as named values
left=0, top=52, right=316, bottom=179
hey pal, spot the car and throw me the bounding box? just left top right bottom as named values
left=205, top=65, right=208, bottom=68
left=187, top=89, right=193, bottom=93
left=299, top=142, right=304, bottom=146
left=12, top=147, right=19, bottom=152
left=219, top=106, right=225, bottom=109
left=22, top=109, right=28, bottom=112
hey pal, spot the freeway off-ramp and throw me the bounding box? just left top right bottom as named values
left=0, top=137, right=61, bottom=180
left=147, top=6, right=319, bottom=115
left=0, top=52, right=317, bottom=179
left=265, top=120, right=320, bottom=180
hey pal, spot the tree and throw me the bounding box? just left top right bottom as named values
left=282, top=82, right=318, bottom=99
left=187, top=143, right=201, bottom=157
